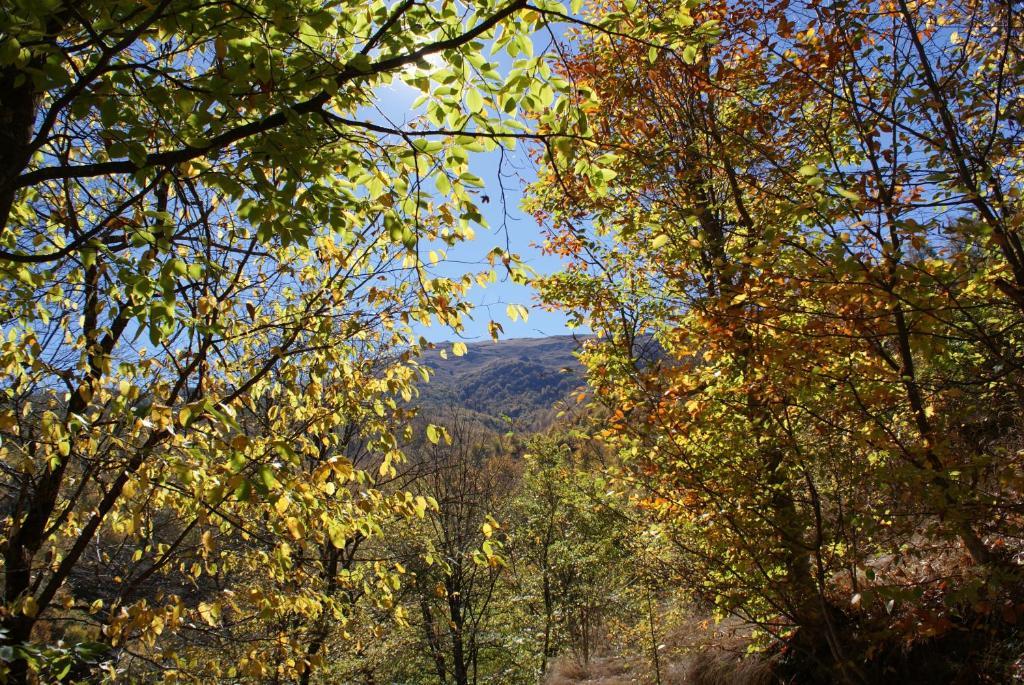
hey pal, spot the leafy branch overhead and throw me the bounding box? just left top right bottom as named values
left=2, top=0, right=1022, bottom=682
left=0, top=0, right=615, bottom=680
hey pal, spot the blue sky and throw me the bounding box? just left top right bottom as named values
left=370, top=58, right=583, bottom=343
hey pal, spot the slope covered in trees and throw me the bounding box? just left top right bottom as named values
left=418, top=336, right=586, bottom=431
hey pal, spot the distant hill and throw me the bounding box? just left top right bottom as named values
left=417, top=335, right=589, bottom=432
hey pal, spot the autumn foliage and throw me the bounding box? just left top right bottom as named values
left=3, top=0, right=1023, bottom=680
left=532, top=0, right=1024, bottom=680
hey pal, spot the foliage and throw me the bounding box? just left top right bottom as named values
left=0, top=0, right=594, bottom=680
left=530, top=0, right=1024, bottom=680
left=6, top=0, right=1022, bottom=680
left=320, top=413, right=663, bottom=684
left=510, top=430, right=640, bottom=670
left=383, top=411, right=518, bottom=685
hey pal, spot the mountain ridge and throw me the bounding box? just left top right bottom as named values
left=417, top=335, right=589, bottom=431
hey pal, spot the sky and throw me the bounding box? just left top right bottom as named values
left=366, top=33, right=584, bottom=344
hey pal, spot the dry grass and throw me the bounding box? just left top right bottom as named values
left=545, top=649, right=774, bottom=685
left=544, top=654, right=644, bottom=685
left=669, top=649, right=774, bottom=685
left=543, top=611, right=775, bottom=685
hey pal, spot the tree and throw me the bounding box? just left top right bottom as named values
left=397, top=411, right=518, bottom=685
left=0, top=0, right=575, bottom=680
left=508, top=429, right=644, bottom=675
left=530, top=0, right=1024, bottom=679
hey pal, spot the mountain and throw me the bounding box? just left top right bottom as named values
left=417, top=335, right=589, bottom=432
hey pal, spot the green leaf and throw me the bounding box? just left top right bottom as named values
left=258, top=465, right=280, bottom=493
left=347, top=54, right=372, bottom=73
left=412, top=139, right=444, bottom=154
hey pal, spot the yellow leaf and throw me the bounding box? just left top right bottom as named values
left=198, top=601, right=220, bottom=626
left=328, top=522, right=347, bottom=548
left=452, top=342, right=467, bottom=357
left=22, top=595, right=38, bottom=617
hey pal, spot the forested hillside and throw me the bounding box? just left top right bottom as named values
left=419, top=336, right=585, bottom=431
left=1, top=0, right=1022, bottom=683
